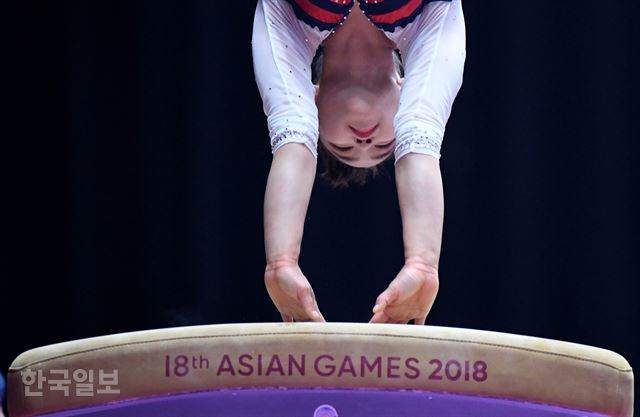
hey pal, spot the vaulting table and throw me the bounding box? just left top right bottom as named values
left=7, top=323, right=634, bottom=417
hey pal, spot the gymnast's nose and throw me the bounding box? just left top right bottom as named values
left=354, top=137, right=374, bottom=148
left=350, top=124, right=379, bottom=148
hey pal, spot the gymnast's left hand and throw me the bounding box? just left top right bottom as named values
left=369, top=260, right=439, bottom=325
left=264, top=261, right=326, bottom=323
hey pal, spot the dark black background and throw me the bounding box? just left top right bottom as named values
left=3, top=0, right=639, bottom=413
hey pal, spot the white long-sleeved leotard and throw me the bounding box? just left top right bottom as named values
left=252, top=0, right=465, bottom=163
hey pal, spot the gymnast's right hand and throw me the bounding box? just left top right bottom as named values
left=264, top=261, right=326, bottom=323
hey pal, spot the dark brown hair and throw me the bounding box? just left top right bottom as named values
left=317, top=140, right=389, bottom=188
left=312, top=47, right=403, bottom=188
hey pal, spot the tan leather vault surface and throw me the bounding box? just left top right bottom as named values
left=7, top=323, right=634, bottom=417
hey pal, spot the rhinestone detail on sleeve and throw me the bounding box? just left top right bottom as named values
left=270, top=128, right=318, bottom=159
left=396, top=135, right=441, bottom=157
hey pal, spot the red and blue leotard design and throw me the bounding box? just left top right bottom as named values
left=284, top=0, right=453, bottom=32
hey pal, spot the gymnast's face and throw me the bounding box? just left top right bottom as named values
left=316, top=75, right=401, bottom=168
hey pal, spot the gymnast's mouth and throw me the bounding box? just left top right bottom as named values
left=350, top=125, right=379, bottom=139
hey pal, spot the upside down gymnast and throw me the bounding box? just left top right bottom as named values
left=252, top=0, right=466, bottom=324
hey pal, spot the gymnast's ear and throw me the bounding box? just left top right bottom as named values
left=396, top=77, right=404, bottom=87
left=314, top=84, right=320, bottom=100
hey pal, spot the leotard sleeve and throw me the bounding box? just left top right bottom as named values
left=252, top=0, right=328, bottom=159
left=389, top=0, right=466, bottom=163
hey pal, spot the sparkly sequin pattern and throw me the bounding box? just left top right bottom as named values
left=270, top=129, right=318, bottom=158
left=395, top=134, right=442, bottom=160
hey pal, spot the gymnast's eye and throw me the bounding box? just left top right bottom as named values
left=375, top=139, right=395, bottom=149
left=332, top=144, right=353, bottom=151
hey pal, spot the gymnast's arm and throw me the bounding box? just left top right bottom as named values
left=371, top=0, right=466, bottom=324
left=252, top=0, right=325, bottom=322
left=263, top=143, right=325, bottom=322
left=370, top=154, right=443, bottom=325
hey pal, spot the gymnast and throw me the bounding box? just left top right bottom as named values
left=252, top=0, right=465, bottom=324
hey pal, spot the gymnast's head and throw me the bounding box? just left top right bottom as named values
left=312, top=45, right=403, bottom=188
